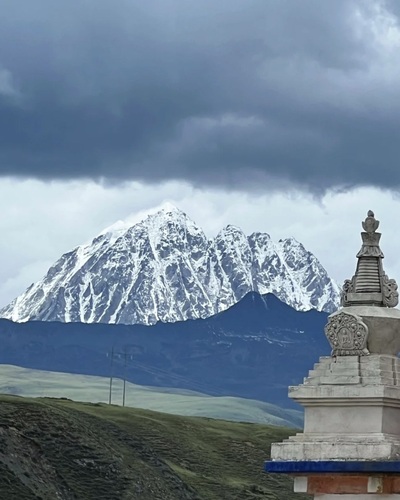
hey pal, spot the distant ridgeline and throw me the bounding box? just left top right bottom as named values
left=0, top=293, right=329, bottom=409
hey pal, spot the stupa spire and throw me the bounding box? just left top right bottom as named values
left=341, top=210, right=398, bottom=308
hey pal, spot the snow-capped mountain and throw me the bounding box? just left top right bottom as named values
left=0, top=204, right=340, bottom=325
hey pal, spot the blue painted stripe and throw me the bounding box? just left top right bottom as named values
left=265, top=460, right=400, bottom=474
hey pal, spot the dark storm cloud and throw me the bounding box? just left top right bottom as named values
left=1, top=0, right=400, bottom=191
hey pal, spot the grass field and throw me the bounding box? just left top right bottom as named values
left=0, top=394, right=311, bottom=499
left=0, top=364, right=302, bottom=427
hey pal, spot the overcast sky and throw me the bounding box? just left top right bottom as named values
left=1, top=0, right=400, bottom=307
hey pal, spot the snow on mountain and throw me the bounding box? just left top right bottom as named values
left=0, top=204, right=340, bottom=325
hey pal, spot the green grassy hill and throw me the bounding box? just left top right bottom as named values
left=0, top=394, right=310, bottom=500
left=0, top=364, right=302, bottom=427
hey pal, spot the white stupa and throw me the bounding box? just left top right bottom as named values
left=266, top=211, right=400, bottom=499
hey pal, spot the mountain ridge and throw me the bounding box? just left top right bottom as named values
left=0, top=292, right=331, bottom=408
left=0, top=205, right=340, bottom=325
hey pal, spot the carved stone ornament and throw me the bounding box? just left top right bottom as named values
left=362, top=210, right=379, bottom=233
left=324, top=311, right=370, bottom=356
left=340, top=276, right=355, bottom=306
left=382, top=273, right=399, bottom=307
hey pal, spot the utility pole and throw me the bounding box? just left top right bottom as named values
left=108, top=346, right=114, bottom=405
left=107, top=347, right=132, bottom=406
left=122, top=347, right=127, bottom=407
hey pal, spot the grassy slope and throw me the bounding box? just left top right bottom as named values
left=0, top=364, right=302, bottom=427
left=0, top=394, right=311, bottom=500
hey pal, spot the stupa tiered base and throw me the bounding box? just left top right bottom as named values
left=271, top=355, right=400, bottom=462
left=266, top=355, right=400, bottom=498
left=266, top=354, right=400, bottom=498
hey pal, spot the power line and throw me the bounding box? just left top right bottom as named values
left=107, top=349, right=243, bottom=405
left=131, top=359, right=238, bottom=398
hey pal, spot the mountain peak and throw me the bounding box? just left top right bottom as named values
left=139, top=204, right=203, bottom=245
left=0, top=206, right=340, bottom=325
left=94, top=203, right=191, bottom=242
left=143, top=203, right=191, bottom=224
left=278, top=236, right=301, bottom=246
left=217, top=224, right=246, bottom=238
left=158, top=201, right=182, bottom=214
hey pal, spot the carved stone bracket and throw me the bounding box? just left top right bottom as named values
left=340, top=276, right=356, bottom=306
left=324, top=311, right=370, bottom=356
left=382, top=273, right=399, bottom=307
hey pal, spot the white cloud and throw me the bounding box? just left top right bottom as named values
left=0, top=178, right=398, bottom=308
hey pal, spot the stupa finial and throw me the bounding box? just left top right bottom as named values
left=356, top=210, right=383, bottom=259
left=362, top=210, right=379, bottom=233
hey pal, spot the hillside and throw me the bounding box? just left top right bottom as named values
left=0, top=395, right=310, bottom=500
left=0, top=365, right=303, bottom=428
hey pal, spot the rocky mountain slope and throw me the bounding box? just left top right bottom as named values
left=0, top=395, right=310, bottom=500
left=0, top=204, right=340, bottom=325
